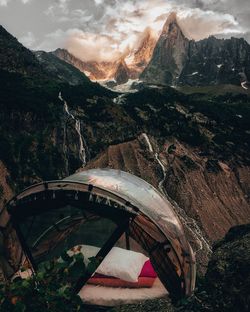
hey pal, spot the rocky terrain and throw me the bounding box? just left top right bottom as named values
left=111, top=224, right=250, bottom=312
left=141, top=13, right=250, bottom=87
left=141, top=12, right=189, bottom=86
left=0, top=23, right=249, bottom=285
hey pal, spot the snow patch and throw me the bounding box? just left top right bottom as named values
left=113, top=79, right=140, bottom=93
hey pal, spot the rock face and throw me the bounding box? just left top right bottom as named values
left=174, top=224, right=250, bottom=312
left=141, top=12, right=189, bottom=85
left=204, top=224, right=250, bottom=311
left=179, top=36, right=250, bottom=86
left=141, top=13, right=250, bottom=86
left=83, top=136, right=250, bottom=270
left=114, top=59, right=130, bottom=84
left=125, top=27, right=157, bottom=78
left=34, top=50, right=90, bottom=85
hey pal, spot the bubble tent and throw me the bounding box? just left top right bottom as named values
left=0, top=168, right=196, bottom=305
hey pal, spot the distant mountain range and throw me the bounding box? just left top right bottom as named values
left=53, top=27, right=157, bottom=85
left=52, top=12, right=250, bottom=89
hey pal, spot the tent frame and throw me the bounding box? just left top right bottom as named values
left=3, top=172, right=196, bottom=301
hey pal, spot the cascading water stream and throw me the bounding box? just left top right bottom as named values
left=142, top=133, right=212, bottom=256
left=59, top=92, right=87, bottom=167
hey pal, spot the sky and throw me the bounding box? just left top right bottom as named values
left=0, top=0, right=250, bottom=62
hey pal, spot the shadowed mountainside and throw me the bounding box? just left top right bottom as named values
left=0, top=25, right=249, bottom=275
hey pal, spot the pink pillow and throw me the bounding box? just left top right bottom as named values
left=139, top=260, right=157, bottom=278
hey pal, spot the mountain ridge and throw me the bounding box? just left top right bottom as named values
left=141, top=13, right=250, bottom=87
left=52, top=27, right=157, bottom=84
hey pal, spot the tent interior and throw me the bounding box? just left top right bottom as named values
left=0, top=169, right=196, bottom=307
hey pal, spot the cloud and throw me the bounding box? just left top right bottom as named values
left=19, top=31, right=36, bottom=48
left=94, top=0, right=104, bottom=5
left=44, top=0, right=71, bottom=17
left=36, top=29, right=68, bottom=51
left=36, top=28, right=122, bottom=61
left=177, top=9, right=244, bottom=40
left=0, top=0, right=10, bottom=6
left=41, top=0, right=246, bottom=61
left=66, top=30, right=122, bottom=61
left=17, top=0, right=248, bottom=62
left=0, top=0, right=31, bottom=5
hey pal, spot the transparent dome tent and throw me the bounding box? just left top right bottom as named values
left=0, top=169, right=196, bottom=305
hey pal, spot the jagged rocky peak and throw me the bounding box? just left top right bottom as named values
left=161, top=12, right=179, bottom=35
left=126, top=27, right=157, bottom=77
left=140, top=12, right=189, bottom=85
left=140, top=12, right=250, bottom=87
left=114, top=58, right=130, bottom=84
left=52, top=29, right=157, bottom=84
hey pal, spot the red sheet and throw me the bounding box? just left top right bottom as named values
left=87, top=277, right=156, bottom=288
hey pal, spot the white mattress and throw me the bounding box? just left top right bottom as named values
left=78, top=278, right=168, bottom=307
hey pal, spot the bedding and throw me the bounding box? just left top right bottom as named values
left=68, top=245, right=149, bottom=282
left=139, top=259, right=157, bottom=278
left=87, top=277, right=155, bottom=288
left=95, top=247, right=148, bottom=282
left=79, top=277, right=168, bottom=306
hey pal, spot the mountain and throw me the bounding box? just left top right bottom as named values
left=0, top=25, right=44, bottom=76
left=34, top=50, right=91, bottom=85
left=53, top=48, right=115, bottom=81
left=141, top=13, right=250, bottom=87
left=141, top=12, right=189, bottom=85
left=0, top=25, right=250, bottom=277
left=114, top=58, right=130, bottom=84
left=53, top=29, right=157, bottom=84
left=0, top=24, right=114, bottom=194
left=53, top=48, right=125, bottom=82
left=179, top=36, right=250, bottom=86
left=125, top=27, right=157, bottom=78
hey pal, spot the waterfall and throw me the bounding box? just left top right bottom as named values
left=63, top=124, right=69, bottom=175
left=59, top=92, right=87, bottom=167
left=142, top=133, right=212, bottom=255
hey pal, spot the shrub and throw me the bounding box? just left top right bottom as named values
left=0, top=251, right=98, bottom=311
